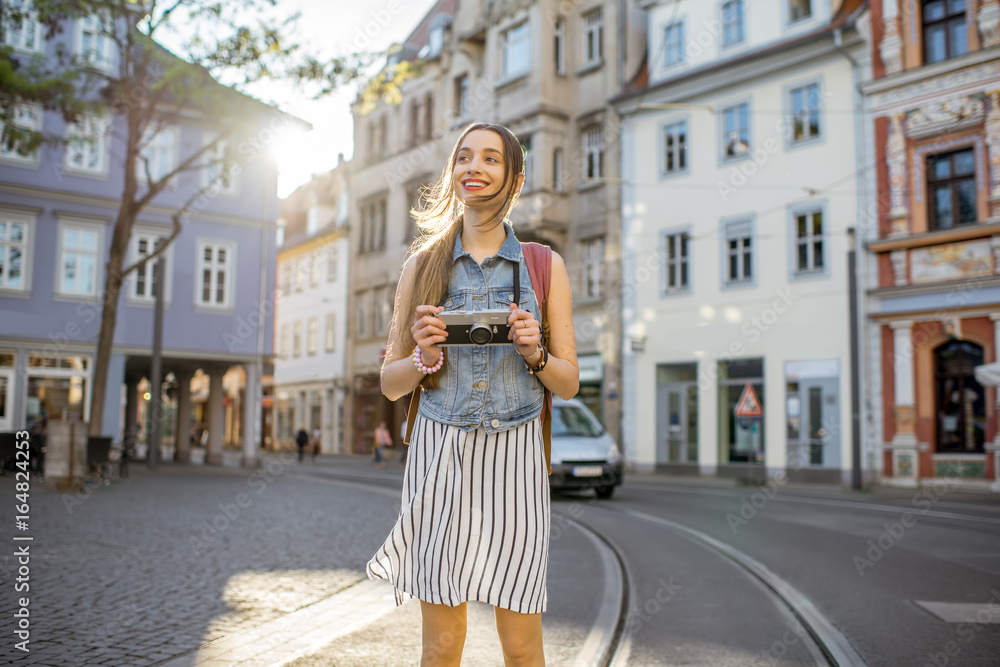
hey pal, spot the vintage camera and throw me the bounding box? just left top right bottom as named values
left=439, top=309, right=513, bottom=346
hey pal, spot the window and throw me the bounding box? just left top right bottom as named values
left=409, top=99, right=422, bottom=147
left=203, top=135, right=237, bottom=195
left=326, top=313, right=336, bottom=352
left=280, top=324, right=290, bottom=358
left=59, top=224, right=100, bottom=296
left=2, top=1, right=42, bottom=52
left=130, top=233, right=165, bottom=301
left=294, top=257, right=306, bottom=292
left=281, top=261, right=292, bottom=295
left=357, top=292, right=370, bottom=339
left=293, top=321, right=302, bottom=357
left=455, top=74, right=470, bottom=117
left=554, top=20, right=566, bottom=75
left=663, top=22, right=684, bottom=69
left=0, top=105, right=42, bottom=164
left=789, top=0, right=812, bottom=22
left=583, top=127, right=604, bottom=180
left=663, top=232, right=690, bottom=292
left=77, top=14, right=113, bottom=68
left=375, top=286, right=392, bottom=336
left=582, top=237, right=603, bottom=299
left=789, top=82, right=821, bottom=144
left=360, top=200, right=386, bottom=253
left=139, top=127, right=176, bottom=183
left=935, top=340, right=986, bottom=453
left=553, top=148, right=564, bottom=193
left=0, top=214, right=29, bottom=291
left=377, top=199, right=387, bottom=251
left=424, top=93, right=433, bottom=142
left=426, top=24, right=445, bottom=59
left=197, top=242, right=233, bottom=308
left=724, top=219, right=753, bottom=284
left=662, top=120, right=688, bottom=175
left=326, top=244, right=337, bottom=283
left=307, top=318, right=318, bottom=356
left=583, top=8, right=603, bottom=65
left=793, top=208, right=824, bottom=274
left=722, top=0, right=745, bottom=46
left=722, top=103, right=750, bottom=160
left=922, top=0, right=968, bottom=64
left=310, top=251, right=321, bottom=287
left=928, top=148, right=977, bottom=229
left=65, top=115, right=109, bottom=175
left=522, top=136, right=534, bottom=191
left=378, top=115, right=388, bottom=159
left=502, top=22, right=531, bottom=80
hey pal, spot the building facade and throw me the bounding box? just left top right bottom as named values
left=273, top=160, right=352, bottom=454
left=0, top=9, right=294, bottom=467
left=864, top=0, right=1000, bottom=489
left=616, top=0, right=872, bottom=482
left=346, top=0, right=647, bottom=452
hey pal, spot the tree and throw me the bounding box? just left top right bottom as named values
left=0, top=0, right=368, bottom=437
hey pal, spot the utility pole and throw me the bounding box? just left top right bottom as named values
left=148, top=256, right=165, bottom=470
left=848, top=227, right=862, bottom=490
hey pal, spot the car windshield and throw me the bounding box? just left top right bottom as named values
left=552, top=405, right=603, bottom=438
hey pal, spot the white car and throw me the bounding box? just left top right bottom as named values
left=548, top=397, right=623, bottom=499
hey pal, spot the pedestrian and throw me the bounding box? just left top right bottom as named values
left=295, top=426, right=308, bottom=463
left=365, top=123, right=579, bottom=666
left=372, top=420, right=391, bottom=468
left=311, top=427, right=321, bottom=462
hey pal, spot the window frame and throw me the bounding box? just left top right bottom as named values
left=454, top=73, right=471, bottom=119
left=662, top=21, right=685, bottom=71
left=785, top=78, right=824, bottom=149
left=581, top=237, right=604, bottom=300
left=582, top=126, right=605, bottom=180
left=926, top=147, right=978, bottom=230
left=280, top=323, right=290, bottom=358
left=374, top=286, right=392, bottom=337
left=787, top=0, right=814, bottom=26
left=553, top=147, right=565, bottom=193
left=921, top=0, right=969, bottom=64
left=659, top=117, right=689, bottom=179
left=127, top=228, right=174, bottom=304
left=75, top=13, right=115, bottom=71
left=0, top=208, right=34, bottom=294
left=138, top=125, right=178, bottom=186
left=293, top=320, right=302, bottom=358
left=554, top=19, right=566, bottom=76
left=55, top=218, right=104, bottom=299
left=307, top=317, right=318, bottom=356
left=582, top=7, right=604, bottom=67
left=201, top=133, right=239, bottom=196
left=1, top=0, right=43, bottom=53
left=501, top=21, right=531, bottom=82
left=309, top=250, right=321, bottom=287
left=720, top=0, right=746, bottom=48
left=0, top=104, right=43, bottom=167
left=661, top=227, right=693, bottom=296
left=194, top=239, right=236, bottom=311
left=326, top=244, right=337, bottom=283
left=719, top=100, right=751, bottom=164
left=787, top=202, right=829, bottom=280
left=325, top=313, right=336, bottom=353
left=721, top=216, right=755, bottom=288
left=64, top=114, right=110, bottom=177
left=356, top=291, right=371, bottom=340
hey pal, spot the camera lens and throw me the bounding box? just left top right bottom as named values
left=469, top=324, right=493, bottom=345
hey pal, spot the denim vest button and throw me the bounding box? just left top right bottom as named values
left=476, top=381, right=487, bottom=390
left=491, top=418, right=500, bottom=428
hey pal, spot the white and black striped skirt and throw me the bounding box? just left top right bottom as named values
left=366, top=414, right=550, bottom=615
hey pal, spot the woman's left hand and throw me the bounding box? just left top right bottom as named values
left=508, top=303, right=541, bottom=359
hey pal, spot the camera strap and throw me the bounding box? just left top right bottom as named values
left=512, top=261, right=521, bottom=305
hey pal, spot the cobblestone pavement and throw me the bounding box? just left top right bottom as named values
left=0, top=453, right=401, bottom=667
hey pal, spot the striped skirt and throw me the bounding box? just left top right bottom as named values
left=366, top=414, right=550, bottom=614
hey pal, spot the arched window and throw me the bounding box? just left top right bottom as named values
left=934, top=340, right=986, bottom=453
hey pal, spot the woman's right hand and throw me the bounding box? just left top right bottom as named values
left=411, top=305, right=447, bottom=366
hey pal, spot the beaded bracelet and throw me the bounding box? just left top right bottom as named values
left=411, top=346, right=444, bottom=374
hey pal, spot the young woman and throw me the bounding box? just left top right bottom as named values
left=366, top=123, right=579, bottom=667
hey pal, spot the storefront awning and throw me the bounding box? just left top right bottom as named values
left=974, top=362, right=1000, bottom=387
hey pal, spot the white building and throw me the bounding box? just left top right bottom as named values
left=615, top=0, right=872, bottom=483
left=273, top=161, right=351, bottom=454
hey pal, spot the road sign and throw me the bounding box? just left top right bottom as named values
left=734, top=383, right=763, bottom=417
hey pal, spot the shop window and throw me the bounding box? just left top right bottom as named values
left=718, top=359, right=765, bottom=464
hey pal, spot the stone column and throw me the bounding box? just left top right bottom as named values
left=888, top=320, right=919, bottom=487
left=986, top=90, right=1000, bottom=218
left=206, top=366, right=226, bottom=465
left=174, top=368, right=193, bottom=463
left=887, top=114, right=909, bottom=236
left=242, top=363, right=259, bottom=469
left=880, top=0, right=903, bottom=74
left=989, top=314, right=1000, bottom=491
left=979, top=0, right=1000, bottom=49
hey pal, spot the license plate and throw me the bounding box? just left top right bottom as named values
left=572, top=466, right=603, bottom=477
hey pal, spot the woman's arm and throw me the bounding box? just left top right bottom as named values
left=380, top=254, right=449, bottom=402
left=509, top=252, right=579, bottom=400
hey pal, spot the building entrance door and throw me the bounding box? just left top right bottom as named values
left=659, top=383, right=697, bottom=463
left=0, top=369, right=13, bottom=432
left=786, top=378, right=839, bottom=467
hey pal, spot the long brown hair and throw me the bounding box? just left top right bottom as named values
left=386, top=123, right=525, bottom=388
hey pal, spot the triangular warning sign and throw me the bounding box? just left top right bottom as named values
left=734, top=383, right=763, bottom=417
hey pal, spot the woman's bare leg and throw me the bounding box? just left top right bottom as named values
left=494, top=606, right=545, bottom=667
left=420, top=600, right=467, bottom=666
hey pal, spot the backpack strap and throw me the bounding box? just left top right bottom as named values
left=522, top=242, right=553, bottom=475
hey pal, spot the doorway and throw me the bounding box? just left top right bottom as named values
left=656, top=363, right=698, bottom=466
left=934, top=340, right=985, bottom=453
left=786, top=377, right=839, bottom=467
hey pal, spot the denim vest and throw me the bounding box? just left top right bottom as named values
left=418, top=222, right=545, bottom=433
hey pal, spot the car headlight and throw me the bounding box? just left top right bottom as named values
left=606, top=443, right=622, bottom=463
